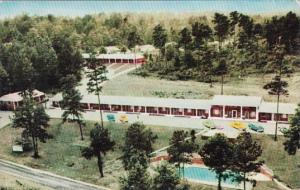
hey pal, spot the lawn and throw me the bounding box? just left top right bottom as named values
left=253, top=134, right=300, bottom=189
left=0, top=120, right=299, bottom=190
left=102, top=72, right=300, bottom=103
left=0, top=119, right=194, bottom=190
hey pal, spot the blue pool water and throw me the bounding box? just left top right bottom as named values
left=0, top=0, right=299, bottom=18
left=183, top=167, right=239, bottom=186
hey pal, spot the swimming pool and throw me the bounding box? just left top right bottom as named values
left=183, top=167, right=239, bottom=186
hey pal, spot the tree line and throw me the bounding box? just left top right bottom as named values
left=137, top=11, right=299, bottom=85
left=0, top=12, right=299, bottom=96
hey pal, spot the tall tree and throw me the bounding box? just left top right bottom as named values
left=152, top=24, right=168, bottom=56
left=229, top=11, right=240, bottom=40
left=127, top=29, right=142, bottom=50
left=52, top=31, right=83, bottom=86
left=82, top=123, right=115, bottom=177
left=263, top=44, right=289, bottom=141
left=191, top=22, right=212, bottom=49
left=25, top=31, right=58, bottom=90
left=215, top=58, right=228, bottom=95
left=284, top=104, right=300, bottom=155
left=120, top=163, right=151, bottom=190
left=167, top=130, right=197, bottom=178
left=0, top=64, right=8, bottom=96
left=12, top=95, right=50, bottom=158
left=61, top=88, right=85, bottom=140
left=213, top=13, right=230, bottom=51
left=200, top=134, right=233, bottom=190
left=232, top=132, right=262, bottom=190
left=179, top=27, right=192, bottom=51
left=122, top=122, right=157, bottom=170
left=86, top=51, right=108, bottom=127
left=152, top=162, right=181, bottom=190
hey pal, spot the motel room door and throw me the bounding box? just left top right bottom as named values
left=232, top=110, right=238, bottom=118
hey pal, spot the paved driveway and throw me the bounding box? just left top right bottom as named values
left=46, top=108, right=289, bottom=136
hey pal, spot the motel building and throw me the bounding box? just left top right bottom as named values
left=0, top=90, right=46, bottom=111
left=50, top=94, right=297, bottom=123
left=82, top=53, right=146, bottom=64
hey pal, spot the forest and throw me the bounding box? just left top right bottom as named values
left=0, top=11, right=299, bottom=96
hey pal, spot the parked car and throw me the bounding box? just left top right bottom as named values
left=248, top=123, right=264, bottom=133
left=119, top=115, right=128, bottom=123
left=107, top=114, right=115, bottom=122
left=202, top=120, right=216, bottom=129
left=230, top=121, right=246, bottom=130
left=279, top=127, right=289, bottom=134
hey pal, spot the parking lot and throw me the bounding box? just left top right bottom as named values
left=45, top=108, right=290, bottom=136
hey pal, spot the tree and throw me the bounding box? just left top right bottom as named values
left=167, top=130, right=197, bottom=178
left=191, top=22, right=212, bottom=49
left=25, top=31, right=58, bottom=91
left=12, top=95, right=50, bottom=158
left=229, top=11, right=240, bottom=39
left=120, top=163, right=151, bottom=190
left=122, top=122, right=157, bottom=170
left=0, top=41, right=35, bottom=92
left=0, top=64, right=8, bottom=96
left=82, top=123, right=115, bottom=177
left=213, top=13, right=230, bottom=51
left=152, top=161, right=181, bottom=190
left=284, top=104, right=300, bottom=155
left=199, top=134, right=233, bottom=190
left=179, top=27, right=192, bottom=51
left=263, top=44, right=289, bottom=141
left=264, top=12, right=300, bottom=52
left=238, top=14, right=254, bottom=40
left=215, top=58, right=228, bottom=95
left=232, top=132, right=262, bottom=190
left=86, top=51, right=108, bottom=127
left=152, top=24, right=167, bottom=56
left=127, top=29, right=142, bottom=50
left=61, top=88, right=85, bottom=140
left=52, top=31, right=84, bottom=86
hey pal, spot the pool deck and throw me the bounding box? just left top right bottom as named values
left=183, top=164, right=255, bottom=190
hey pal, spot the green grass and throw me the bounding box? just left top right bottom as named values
left=102, top=72, right=300, bottom=103
left=0, top=119, right=193, bottom=189
left=1, top=120, right=299, bottom=189
left=253, top=134, right=300, bottom=189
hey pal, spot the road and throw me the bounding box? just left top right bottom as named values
left=0, top=159, right=110, bottom=190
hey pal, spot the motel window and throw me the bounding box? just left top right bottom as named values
left=146, top=107, right=158, bottom=114
left=100, top=104, right=110, bottom=111
left=111, top=105, right=122, bottom=111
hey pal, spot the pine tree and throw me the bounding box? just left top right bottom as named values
left=232, top=132, right=262, bottom=190
left=12, top=96, right=50, bottom=158
left=122, top=122, right=157, bottom=170
left=263, top=44, right=289, bottom=141
left=284, top=104, right=300, bottom=155
left=86, top=51, right=108, bottom=127
left=82, top=123, right=115, bottom=177
left=167, top=130, right=197, bottom=178
left=61, top=88, right=85, bottom=140
left=200, top=134, right=233, bottom=190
